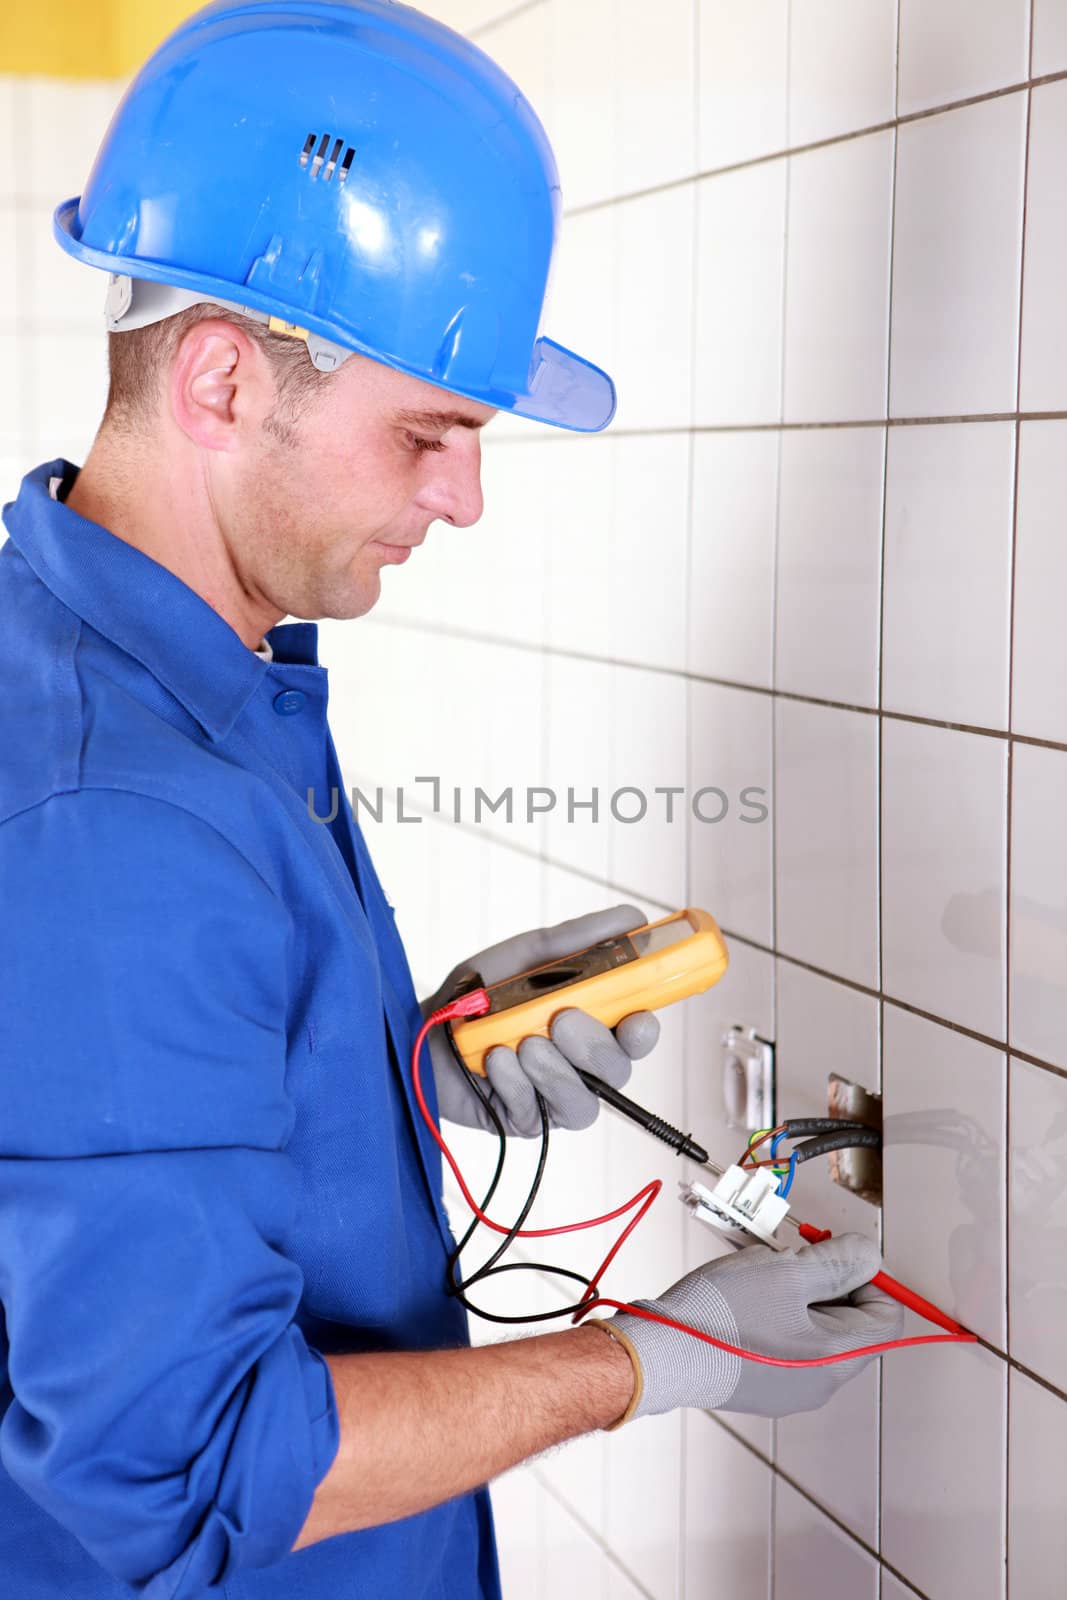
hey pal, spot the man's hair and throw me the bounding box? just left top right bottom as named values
left=104, top=302, right=333, bottom=438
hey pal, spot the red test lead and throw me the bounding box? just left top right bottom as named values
left=413, top=1001, right=977, bottom=1370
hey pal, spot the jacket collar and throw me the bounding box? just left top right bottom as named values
left=2, top=459, right=319, bottom=743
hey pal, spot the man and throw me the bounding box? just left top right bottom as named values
left=0, top=3, right=902, bottom=1596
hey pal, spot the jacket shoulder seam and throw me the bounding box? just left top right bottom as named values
left=0, top=782, right=285, bottom=907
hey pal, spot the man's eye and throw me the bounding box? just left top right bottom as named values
left=406, top=432, right=447, bottom=453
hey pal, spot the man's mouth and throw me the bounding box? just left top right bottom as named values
left=370, top=537, right=420, bottom=564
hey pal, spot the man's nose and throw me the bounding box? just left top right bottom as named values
left=419, top=439, right=484, bottom=529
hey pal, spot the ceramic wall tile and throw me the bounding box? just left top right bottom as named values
left=775, top=700, right=880, bottom=988
left=693, top=160, right=787, bottom=427
left=1008, top=1368, right=1067, bottom=1600
left=775, top=426, right=886, bottom=708
left=479, top=2, right=551, bottom=131
left=541, top=1488, right=608, bottom=1600
left=882, top=422, right=1014, bottom=730
left=545, top=435, right=616, bottom=660
left=0, top=204, right=18, bottom=331
left=613, top=185, right=695, bottom=433
left=0, top=77, right=17, bottom=200
left=544, top=654, right=615, bottom=883
left=883, top=1004, right=1006, bottom=1345
left=490, top=1465, right=543, bottom=1600
left=615, top=0, right=697, bottom=196
left=1009, top=743, right=1067, bottom=1072
left=783, top=131, right=894, bottom=423
left=684, top=1413, right=772, bottom=1600
left=882, top=1343, right=1007, bottom=1600
left=1032, top=0, right=1067, bottom=72
left=688, top=431, right=779, bottom=690
left=605, top=1410, right=684, bottom=1600
left=697, top=0, right=787, bottom=171
left=608, top=664, right=688, bottom=909
left=775, top=1361, right=880, bottom=1547
left=21, top=76, right=118, bottom=205
left=1012, top=422, right=1067, bottom=743
left=612, top=433, right=690, bottom=675
left=881, top=719, right=1007, bottom=1039
left=1009, top=1058, right=1067, bottom=1393
left=689, top=681, right=774, bottom=947
left=30, top=331, right=108, bottom=460
left=891, top=96, right=1026, bottom=418
left=773, top=1480, right=879, bottom=1600
left=789, top=0, right=897, bottom=144
left=898, top=0, right=1030, bottom=114
left=546, top=0, right=618, bottom=210
left=1020, top=82, right=1067, bottom=413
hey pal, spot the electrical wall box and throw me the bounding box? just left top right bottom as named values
left=722, top=1025, right=774, bottom=1132
left=827, top=1073, right=883, bottom=1205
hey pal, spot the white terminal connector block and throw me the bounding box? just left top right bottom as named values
left=681, top=1164, right=790, bottom=1248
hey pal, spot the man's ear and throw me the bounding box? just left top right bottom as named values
left=169, top=319, right=270, bottom=450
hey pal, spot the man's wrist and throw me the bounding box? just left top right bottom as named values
left=578, top=1320, right=643, bottom=1431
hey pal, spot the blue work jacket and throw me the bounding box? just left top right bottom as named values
left=0, top=460, right=502, bottom=1600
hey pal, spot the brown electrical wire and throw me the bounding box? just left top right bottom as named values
left=737, top=1124, right=789, bottom=1170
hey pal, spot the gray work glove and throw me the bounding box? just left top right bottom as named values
left=591, top=1234, right=904, bottom=1424
left=420, top=904, right=660, bottom=1136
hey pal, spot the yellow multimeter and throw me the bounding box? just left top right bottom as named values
left=447, top=907, right=729, bottom=1076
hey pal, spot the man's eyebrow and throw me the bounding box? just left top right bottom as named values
left=393, top=407, right=488, bottom=431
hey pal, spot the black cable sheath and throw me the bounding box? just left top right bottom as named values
left=444, top=1078, right=548, bottom=1294
left=783, top=1117, right=871, bottom=1138
left=792, top=1126, right=882, bottom=1164
left=445, top=1093, right=607, bottom=1323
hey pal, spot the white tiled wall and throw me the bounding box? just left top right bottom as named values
left=7, top=4, right=1065, bottom=1598
left=0, top=75, right=116, bottom=483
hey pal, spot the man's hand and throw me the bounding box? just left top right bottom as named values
left=420, top=904, right=660, bottom=1136
left=589, top=1233, right=904, bottom=1422
left=292, top=1236, right=902, bottom=1549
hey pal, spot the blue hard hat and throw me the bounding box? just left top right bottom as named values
left=53, top=0, right=616, bottom=432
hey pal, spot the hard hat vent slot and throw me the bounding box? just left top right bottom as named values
left=299, top=131, right=355, bottom=184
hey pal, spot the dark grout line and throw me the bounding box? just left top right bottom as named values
left=877, top=0, right=893, bottom=1425
left=706, top=1410, right=932, bottom=1595
left=1010, top=1046, right=1067, bottom=1081
left=710, top=931, right=1067, bottom=1084
left=346, top=766, right=1067, bottom=1088
left=1003, top=48, right=1034, bottom=1592
left=711, top=1355, right=1057, bottom=1595
left=531, top=1474, right=660, bottom=1600
left=877, top=78, right=900, bottom=1247
left=468, top=0, right=546, bottom=42
left=359, top=613, right=1067, bottom=755
left=1003, top=1353, right=1067, bottom=1405
left=483, top=414, right=1067, bottom=447
left=561, top=71, right=1066, bottom=222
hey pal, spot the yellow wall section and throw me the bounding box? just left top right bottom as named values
left=110, top=0, right=202, bottom=75
left=1, top=0, right=199, bottom=80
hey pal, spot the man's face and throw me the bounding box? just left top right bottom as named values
left=220, top=348, right=496, bottom=624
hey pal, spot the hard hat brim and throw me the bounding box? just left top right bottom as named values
left=54, top=199, right=617, bottom=434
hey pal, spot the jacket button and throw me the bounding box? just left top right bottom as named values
left=273, top=689, right=307, bottom=716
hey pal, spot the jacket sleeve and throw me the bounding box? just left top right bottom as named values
left=0, top=788, right=340, bottom=1597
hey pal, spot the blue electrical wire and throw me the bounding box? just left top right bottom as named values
left=770, top=1130, right=799, bottom=1199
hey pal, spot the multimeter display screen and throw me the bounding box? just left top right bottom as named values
left=484, top=915, right=692, bottom=1015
